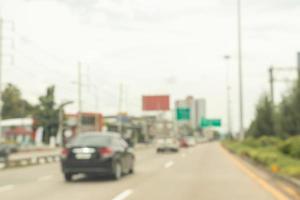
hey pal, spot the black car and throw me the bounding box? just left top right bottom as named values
left=60, top=132, right=135, bottom=182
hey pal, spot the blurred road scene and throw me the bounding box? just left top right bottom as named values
left=0, top=0, right=300, bottom=200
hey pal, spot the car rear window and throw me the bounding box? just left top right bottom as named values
left=70, top=135, right=112, bottom=147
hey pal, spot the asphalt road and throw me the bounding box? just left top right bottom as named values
left=0, top=142, right=283, bottom=200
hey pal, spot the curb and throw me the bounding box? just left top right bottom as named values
left=222, top=144, right=300, bottom=198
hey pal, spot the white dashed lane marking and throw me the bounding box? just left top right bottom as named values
left=164, top=161, right=174, bottom=169
left=112, top=189, right=133, bottom=200
left=37, top=175, right=53, bottom=182
left=0, top=185, right=15, bottom=193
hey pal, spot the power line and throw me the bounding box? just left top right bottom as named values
left=269, top=65, right=298, bottom=104
left=14, top=31, right=71, bottom=66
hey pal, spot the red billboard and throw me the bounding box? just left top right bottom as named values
left=142, top=95, right=170, bottom=111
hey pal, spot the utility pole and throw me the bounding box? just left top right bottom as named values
left=269, top=66, right=274, bottom=104
left=118, top=83, right=123, bottom=135
left=297, top=52, right=300, bottom=80
left=77, top=62, right=82, bottom=134
left=0, top=18, right=3, bottom=142
left=268, top=65, right=298, bottom=104
left=237, top=0, right=244, bottom=140
left=224, top=55, right=233, bottom=137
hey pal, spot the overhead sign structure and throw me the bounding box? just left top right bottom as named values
left=200, top=118, right=222, bottom=128
left=176, top=108, right=191, bottom=121
left=142, top=95, right=170, bottom=111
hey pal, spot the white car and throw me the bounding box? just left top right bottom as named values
left=186, top=137, right=197, bottom=147
left=156, top=138, right=180, bottom=153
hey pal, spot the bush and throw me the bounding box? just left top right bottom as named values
left=279, top=136, right=300, bottom=159
left=243, top=136, right=282, bottom=148
left=222, top=138, right=300, bottom=178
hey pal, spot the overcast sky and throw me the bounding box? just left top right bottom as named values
left=0, top=0, right=300, bottom=132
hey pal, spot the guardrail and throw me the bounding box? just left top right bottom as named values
left=0, top=154, right=60, bottom=170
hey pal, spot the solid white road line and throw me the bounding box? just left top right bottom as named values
left=164, top=161, right=174, bottom=169
left=37, top=175, right=53, bottom=182
left=112, top=189, right=133, bottom=200
left=0, top=185, right=15, bottom=193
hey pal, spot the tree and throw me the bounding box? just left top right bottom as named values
left=2, top=83, right=34, bottom=119
left=34, top=86, right=59, bottom=144
left=277, top=79, right=300, bottom=136
left=246, top=94, right=275, bottom=138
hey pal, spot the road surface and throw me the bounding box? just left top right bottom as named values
left=0, top=142, right=285, bottom=200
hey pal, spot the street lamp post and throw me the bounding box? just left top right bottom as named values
left=237, top=0, right=244, bottom=140
left=224, top=55, right=233, bottom=137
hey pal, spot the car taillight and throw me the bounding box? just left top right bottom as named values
left=61, top=148, right=69, bottom=159
left=99, top=147, right=113, bottom=158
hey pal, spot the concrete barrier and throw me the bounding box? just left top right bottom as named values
left=0, top=154, right=60, bottom=170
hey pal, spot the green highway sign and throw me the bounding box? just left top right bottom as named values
left=200, top=118, right=222, bottom=128
left=176, top=108, right=191, bottom=121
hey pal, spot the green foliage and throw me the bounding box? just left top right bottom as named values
left=243, top=136, right=281, bottom=148
left=2, top=84, right=35, bottom=119
left=33, top=86, right=59, bottom=144
left=247, top=78, right=300, bottom=137
left=279, top=136, right=300, bottom=159
left=223, top=138, right=300, bottom=178
left=246, top=94, right=275, bottom=138
left=277, top=80, right=300, bottom=136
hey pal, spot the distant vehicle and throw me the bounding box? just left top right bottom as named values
left=180, top=136, right=196, bottom=147
left=186, top=136, right=197, bottom=146
left=195, top=136, right=207, bottom=144
left=6, top=143, right=19, bottom=153
left=156, top=137, right=179, bottom=153
left=0, top=144, right=9, bottom=164
left=60, top=132, right=135, bottom=182
left=0, top=143, right=18, bottom=155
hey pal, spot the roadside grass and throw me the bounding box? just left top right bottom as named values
left=222, top=137, right=300, bottom=179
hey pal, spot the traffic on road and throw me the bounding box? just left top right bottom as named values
left=0, top=142, right=284, bottom=200
left=0, top=0, right=300, bottom=200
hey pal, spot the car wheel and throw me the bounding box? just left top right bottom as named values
left=64, top=173, right=72, bottom=182
left=113, top=162, right=122, bottom=180
left=129, top=159, right=135, bottom=174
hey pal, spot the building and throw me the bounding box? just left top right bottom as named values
left=66, top=112, right=104, bottom=135
left=194, top=98, right=206, bottom=129
left=0, top=118, right=35, bottom=144
left=175, top=96, right=206, bottom=129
